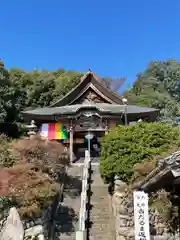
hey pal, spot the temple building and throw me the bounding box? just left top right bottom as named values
left=22, top=71, right=159, bottom=162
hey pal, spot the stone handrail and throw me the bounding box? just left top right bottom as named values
left=76, top=150, right=91, bottom=240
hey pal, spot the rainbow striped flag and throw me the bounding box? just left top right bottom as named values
left=40, top=123, right=69, bottom=140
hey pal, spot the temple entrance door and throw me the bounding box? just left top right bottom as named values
left=84, top=133, right=101, bottom=158
left=73, top=131, right=102, bottom=162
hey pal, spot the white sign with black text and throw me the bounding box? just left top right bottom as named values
left=133, top=191, right=150, bottom=240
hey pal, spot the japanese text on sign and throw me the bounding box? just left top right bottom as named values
left=133, top=191, right=150, bottom=240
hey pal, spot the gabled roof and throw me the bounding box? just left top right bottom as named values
left=50, top=71, right=122, bottom=107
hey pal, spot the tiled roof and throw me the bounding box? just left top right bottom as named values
left=23, top=103, right=159, bottom=116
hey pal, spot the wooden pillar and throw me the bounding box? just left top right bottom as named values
left=69, top=126, right=74, bottom=163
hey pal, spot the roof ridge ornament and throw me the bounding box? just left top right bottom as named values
left=80, top=69, right=92, bottom=82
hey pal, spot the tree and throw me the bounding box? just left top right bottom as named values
left=0, top=64, right=26, bottom=123
left=101, top=76, right=126, bottom=93
left=0, top=60, right=14, bottom=122
left=124, top=60, right=180, bottom=123
left=26, top=71, right=56, bottom=108
left=9, top=69, right=82, bottom=110
left=53, top=71, right=82, bottom=102
left=1, top=61, right=127, bottom=128
left=0, top=135, right=69, bottom=217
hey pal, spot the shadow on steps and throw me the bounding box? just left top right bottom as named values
left=54, top=205, right=78, bottom=239
left=53, top=172, right=83, bottom=239
left=64, top=174, right=82, bottom=198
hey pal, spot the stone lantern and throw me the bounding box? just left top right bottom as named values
left=25, top=120, right=37, bottom=138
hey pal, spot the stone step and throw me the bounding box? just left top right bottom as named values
left=88, top=166, right=115, bottom=240
left=55, top=165, right=83, bottom=239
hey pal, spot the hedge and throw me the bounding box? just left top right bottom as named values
left=100, top=122, right=180, bottom=183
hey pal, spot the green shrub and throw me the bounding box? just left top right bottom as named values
left=100, top=122, right=180, bottom=183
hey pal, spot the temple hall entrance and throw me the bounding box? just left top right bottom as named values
left=73, top=131, right=104, bottom=162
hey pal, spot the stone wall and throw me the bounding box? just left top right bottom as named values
left=112, top=179, right=180, bottom=240
left=112, top=183, right=134, bottom=240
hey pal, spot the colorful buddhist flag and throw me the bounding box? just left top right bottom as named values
left=40, top=124, right=48, bottom=138
left=40, top=123, right=69, bottom=140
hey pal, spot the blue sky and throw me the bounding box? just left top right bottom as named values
left=1, top=0, right=180, bottom=90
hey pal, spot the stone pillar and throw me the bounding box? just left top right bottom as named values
left=69, top=127, right=74, bottom=163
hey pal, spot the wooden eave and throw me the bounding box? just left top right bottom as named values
left=50, top=71, right=122, bottom=107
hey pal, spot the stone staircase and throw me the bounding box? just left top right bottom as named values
left=54, top=163, right=114, bottom=240
left=88, top=165, right=115, bottom=240
left=55, top=165, right=83, bottom=240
